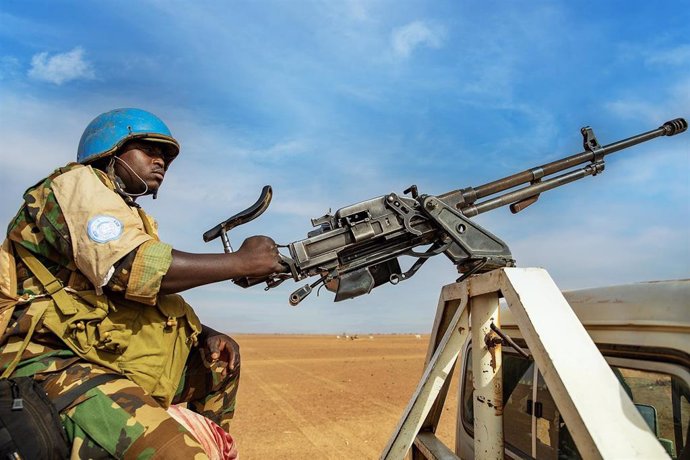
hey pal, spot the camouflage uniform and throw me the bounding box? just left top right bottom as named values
left=0, top=163, right=239, bottom=459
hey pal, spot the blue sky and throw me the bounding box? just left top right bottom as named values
left=1, top=1, right=688, bottom=333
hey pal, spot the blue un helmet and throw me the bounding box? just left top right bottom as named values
left=77, top=108, right=180, bottom=165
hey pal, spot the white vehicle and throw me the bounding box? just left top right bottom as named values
left=383, top=270, right=689, bottom=460
left=456, top=279, right=689, bottom=459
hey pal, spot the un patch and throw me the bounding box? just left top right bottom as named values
left=87, top=215, right=123, bottom=243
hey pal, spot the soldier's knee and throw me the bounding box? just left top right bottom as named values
left=63, top=378, right=208, bottom=459
left=127, top=430, right=207, bottom=460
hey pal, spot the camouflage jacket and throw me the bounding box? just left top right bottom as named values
left=0, top=162, right=174, bottom=377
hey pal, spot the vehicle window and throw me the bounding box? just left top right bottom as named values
left=615, top=368, right=690, bottom=458
left=461, top=349, right=690, bottom=459
left=461, top=352, right=534, bottom=457
left=534, top=371, right=580, bottom=460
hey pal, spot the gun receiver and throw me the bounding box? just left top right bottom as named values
left=205, top=118, right=687, bottom=305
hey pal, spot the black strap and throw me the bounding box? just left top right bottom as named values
left=52, top=374, right=121, bottom=413
left=0, top=426, right=20, bottom=458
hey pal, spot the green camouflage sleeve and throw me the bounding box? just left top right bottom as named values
left=108, top=240, right=173, bottom=305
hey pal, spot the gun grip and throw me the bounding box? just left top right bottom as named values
left=232, top=276, right=270, bottom=289
left=510, top=194, right=539, bottom=214
left=203, top=185, right=273, bottom=243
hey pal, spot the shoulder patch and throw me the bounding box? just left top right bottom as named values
left=87, top=215, right=124, bottom=243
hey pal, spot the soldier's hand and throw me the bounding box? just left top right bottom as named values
left=201, top=326, right=240, bottom=376
left=235, top=235, right=285, bottom=277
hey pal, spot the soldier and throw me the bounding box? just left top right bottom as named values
left=0, top=108, right=284, bottom=458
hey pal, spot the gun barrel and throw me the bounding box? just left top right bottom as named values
left=462, top=162, right=602, bottom=217
left=440, top=118, right=686, bottom=209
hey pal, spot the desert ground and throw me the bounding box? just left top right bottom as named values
left=230, top=334, right=459, bottom=460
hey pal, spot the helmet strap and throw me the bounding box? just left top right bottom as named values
left=106, top=157, right=144, bottom=205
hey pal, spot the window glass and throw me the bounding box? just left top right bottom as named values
left=503, top=356, right=534, bottom=457
left=534, top=372, right=581, bottom=460
left=461, top=351, right=534, bottom=457
left=615, top=368, right=690, bottom=459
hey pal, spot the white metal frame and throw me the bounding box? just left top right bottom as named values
left=380, top=267, right=668, bottom=460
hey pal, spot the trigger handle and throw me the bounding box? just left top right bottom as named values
left=203, top=186, right=273, bottom=243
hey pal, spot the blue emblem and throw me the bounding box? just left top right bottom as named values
left=87, top=215, right=123, bottom=243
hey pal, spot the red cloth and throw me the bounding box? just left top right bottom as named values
left=167, top=405, right=238, bottom=460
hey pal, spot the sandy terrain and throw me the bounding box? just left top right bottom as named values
left=230, top=334, right=459, bottom=460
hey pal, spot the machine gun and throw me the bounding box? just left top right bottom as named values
left=204, top=118, right=687, bottom=305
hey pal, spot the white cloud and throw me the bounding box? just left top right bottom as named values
left=28, top=47, right=95, bottom=85
left=512, top=222, right=689, bottom=290
left=342, top=0, right=369, bottom=21
left=645, top=43, right=690, bottom=66
left=236, top=139, right=311, bottom=160
left=604, top=99, right=667, bottom=124
left=0, top=56, right=21, bottom=81
left=603, top=77, right=690, bottom=127
left=391, top=21, right=445, bottom=59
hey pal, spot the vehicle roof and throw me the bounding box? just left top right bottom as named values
left=501, top=279, right=690, bottom=330
left=496, top=278, right=690, bottom=370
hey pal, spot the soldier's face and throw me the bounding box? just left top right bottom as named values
left=115, top=141, right=168, bottom=195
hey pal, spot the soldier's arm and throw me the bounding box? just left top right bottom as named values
left=159, top=235, right=283, bottom=294
left=107, top=235, right=283, bottom=300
